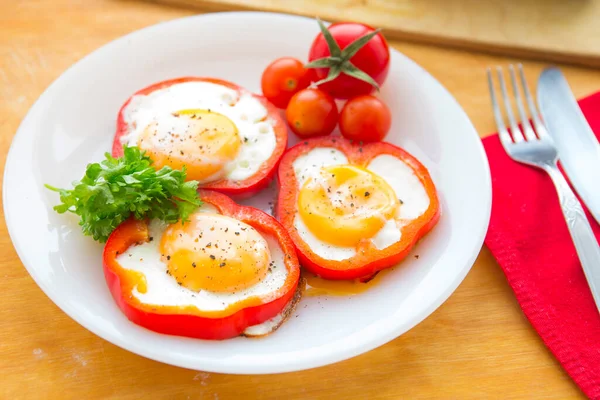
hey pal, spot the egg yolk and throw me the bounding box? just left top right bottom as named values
left=160, top=212, right=270, bottom=293
left=298, top=164, right=398, bottom=247
left=138, top=109, right=241, bottom=183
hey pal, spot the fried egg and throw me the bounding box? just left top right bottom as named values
left=115, top=203, right=291, bottom=335
left=292, top=147, right=431, bottom=261
left=120, top=81, right=277, bottom=183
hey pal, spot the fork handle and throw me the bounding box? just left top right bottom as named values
left=545, top=164, right=600, bottom=313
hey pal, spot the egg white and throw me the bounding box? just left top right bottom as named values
left=292, top=148, right=431, bottom=261
left=116, top=205, right=288, bottom=312
left=121, top=81, right=277, bottom=183
left=243, top=308, right=285, bottom=336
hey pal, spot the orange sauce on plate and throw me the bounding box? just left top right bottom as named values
left=303, top=268, right=393, bottom=297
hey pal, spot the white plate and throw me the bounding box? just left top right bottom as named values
left=3, top=12, right=491, bottom=374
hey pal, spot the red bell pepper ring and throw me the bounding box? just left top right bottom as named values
left=103, top=190, right=301, bottom=340
left=277, top=137, right=440, bottom=280
left=112, top=77, right=288, bottom=198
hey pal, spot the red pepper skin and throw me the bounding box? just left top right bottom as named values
left=276, top=137, right=440, bottom=280
left=112, top=77, right=288, bottom=198
left=103, top=190, right=300, bottom=340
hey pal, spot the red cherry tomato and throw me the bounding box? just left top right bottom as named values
left=261, top=57, right=312, bottom=108
left=308, top=22, right=390, bottom=99
left=286, top=88, right=338, bottom=138
left=339, top=95, right=391, bottom=142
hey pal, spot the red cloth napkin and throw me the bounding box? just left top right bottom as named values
left=483, top=91, right=600, bottom=399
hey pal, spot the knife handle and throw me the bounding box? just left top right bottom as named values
left=545, top=164, right=600, bottom=314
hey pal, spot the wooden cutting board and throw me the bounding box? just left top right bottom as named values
left=150, top=0, right=600, bottom=68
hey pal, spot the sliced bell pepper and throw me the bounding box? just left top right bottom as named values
left=112, top=77, right=288, bottom=198
left=276, top=137, right=440, bottom=280
left=103, top=190, right=301, bottom=340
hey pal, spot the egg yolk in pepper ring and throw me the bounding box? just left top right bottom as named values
left=160, top=213, right=270, bottom=293
left=138, top=109, right=241, bottom=182
left=298, top=164, right=399, bottom=247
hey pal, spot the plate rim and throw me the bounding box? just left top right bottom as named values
left=3, top=10, right=492, bottom=374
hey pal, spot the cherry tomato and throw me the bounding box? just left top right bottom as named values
left=286, top=88, right=338, bottom=138
left=261, top=57, right=312, bottom=108
left=308, top=22, right=390, bottom=99
left=339, top=95, right=391, bottom=142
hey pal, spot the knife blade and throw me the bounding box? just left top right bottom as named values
left=537, top=67, right=600, bottom=225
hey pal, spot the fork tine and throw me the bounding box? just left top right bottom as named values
left=509, top=65, right=537, bottom=141
left=497, top=67, right=524, bottom=143
left=487, top=68, right=512, bottom=146
left=517, top=64, right=550, bottom=139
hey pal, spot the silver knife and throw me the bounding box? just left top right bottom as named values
left=538, top=68, right=600, bottom=225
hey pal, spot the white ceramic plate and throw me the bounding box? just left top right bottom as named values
left=4, top=12, right=491, bottom=374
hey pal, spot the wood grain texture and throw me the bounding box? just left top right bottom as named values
left=1, top=1, right=600, bottom=399
left=151, top=0, right=600, bottom=67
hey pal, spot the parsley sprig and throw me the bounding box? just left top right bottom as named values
left=45, top=146, right=202, bottom=243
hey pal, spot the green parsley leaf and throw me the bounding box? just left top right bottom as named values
left=45, top=146, right=202, bottom=243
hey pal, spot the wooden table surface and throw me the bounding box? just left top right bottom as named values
left=2, top=1, right=600, bottom=399
left=158, top=0, right=600, bottom=67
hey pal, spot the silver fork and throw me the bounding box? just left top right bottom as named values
left=487, top=64, right=600, bottom=314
